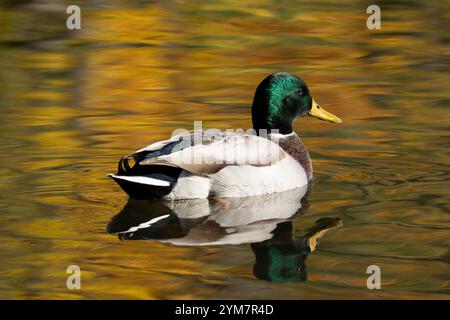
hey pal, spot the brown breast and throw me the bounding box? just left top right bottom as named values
left=277, top=133, right=313, bottom=181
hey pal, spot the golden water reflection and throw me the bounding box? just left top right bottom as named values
left=0, top=0, right=449, bottom=299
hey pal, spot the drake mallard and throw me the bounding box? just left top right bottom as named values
left=108, top=72, right=342, bottom=199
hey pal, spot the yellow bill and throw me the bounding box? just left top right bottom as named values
left=309, top=100, right=342, bottom=124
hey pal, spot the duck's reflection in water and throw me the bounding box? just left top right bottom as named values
left=251, top=217, right=342, bottom=282
left=107, top=186, right=342, bottom=282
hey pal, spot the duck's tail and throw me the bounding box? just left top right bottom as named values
left=108, top=154, right=181, bottom=199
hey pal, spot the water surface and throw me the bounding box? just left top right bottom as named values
left=0, top=0, right=449, bottom=299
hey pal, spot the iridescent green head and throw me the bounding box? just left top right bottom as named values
left=251, top=72, right=341, bottom=134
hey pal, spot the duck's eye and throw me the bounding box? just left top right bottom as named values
left=297, top=88, right=304, bottom=96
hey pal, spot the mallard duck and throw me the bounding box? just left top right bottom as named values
left=108, top=72, right=341, bottom=199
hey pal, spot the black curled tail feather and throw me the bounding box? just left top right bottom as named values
left=118, top=156, right=130, bottom=175
left=118, top=155, right=138, bottom=175
left=113, top=151, right=183, bottom=199
left=117, top=151, right=152, bottom=176
left=117, top=151, right=182, bottom=180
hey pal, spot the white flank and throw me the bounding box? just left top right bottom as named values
left=209, top=155, right=307, bottom=198
left=164, top=171, right=210, bottom=200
